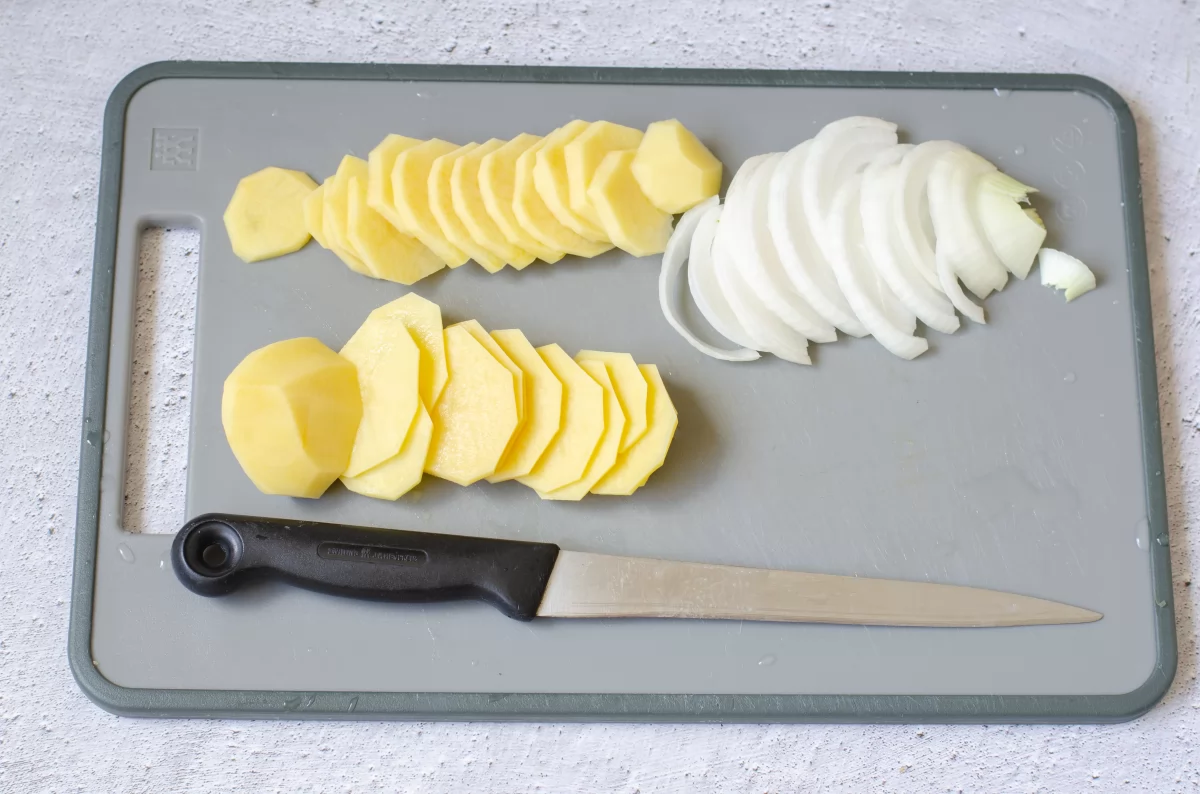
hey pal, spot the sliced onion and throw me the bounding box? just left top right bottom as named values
left=894, top=140, right=964, bottom=290
left=936, top=245, right=986, bottom=324
left=659, top=197, right=759, bottom=361
left=721, top=156, right=836, bottom=343
left=687, top=204, right=762, bottom=352
left=975, top=172, right=1046, bottom=280
left=802, top=116, right=899, bottom=288
left=767, top=140, right=866, bottom=337
left=860, top=145, right=960, bottom=335
left=826, top=173, right=929, bottom=360
left=1039, top=248, right=1097, bottom=301
left=712, top=225, right=811, bottom=365
left=926, top=149, right=1009, bottom=299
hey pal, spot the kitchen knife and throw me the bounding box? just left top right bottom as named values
left=172, top=514, right=1101, bottom=627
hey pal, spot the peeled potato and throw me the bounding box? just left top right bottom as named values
left=588, top=149, right=673, bottom=257
left=451, top=139, right=535, bottom=270
left=222, top=338, right=362, bottom=498
left=592, top=364, right=677, bottom=495
left=302, top=182, right=330, bottom=249
left=487, top=329, right=564, bottom=482
left=429, top=144, right=507, bottom=273
left=391, top=139, right=469, bottom=268
left=517, top=344, right=605, bottom=493
left=347, top=176, right=444, bottom=285
left=425, top=325, right=520, bottom=486
left=534, top=120, right=609, bottom=242
left=367, top=133, right=423, bottom=231
left=367, top=294, right=448, bottom=409
left=340, top=404, right=433, bottom=501
left=478, top=134, right=565, bottom=266
left=565, top=121, right=645, bottom=229
left=539, top=358, right=626, bottom=501
left=631, top=119, right=723, bottom=214
left=576, top=350, right=649, bottom=452
left=514, top=134, right=613, bottom=259
left=323, top=158, right=374, bottom=276
left=223, top=167, right=317, bottom=262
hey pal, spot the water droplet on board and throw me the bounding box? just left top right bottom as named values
left=940, top=104, right=948, bottom=110
left=1134, top=518, right=1150, bottom=551
left=1156, top=533, right=1170, bottom=547
left=1063, top=372, right=1076, bottom=383
left=1014, top=145, right=1026, bottom=156
left=1156, top=599, right=1168, bottom=608
left=103, top=430, right=111, bottom=443
left=758, top=654, right=776, bottom=667
left=85, top=430, right=100, bottom=447
left=117, top=543, right=136, bottom=563
left=993, top=87, right=1012, bottom=97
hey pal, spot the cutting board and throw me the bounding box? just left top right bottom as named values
left=70, top=62, right=1174, bottom=722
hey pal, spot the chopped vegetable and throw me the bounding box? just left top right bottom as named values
left=1039, top=248, right=1097, bottom=301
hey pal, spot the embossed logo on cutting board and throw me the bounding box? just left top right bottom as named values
left=151, top=128, right=199, bottom=171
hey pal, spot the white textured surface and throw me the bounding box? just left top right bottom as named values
left=1, top=0, right=1198, bottom=790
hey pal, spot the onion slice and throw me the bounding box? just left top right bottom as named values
left=926, top=149, right=1009, bottom=300
left=723, top=155, right=836, bottom=343
left=768, top=140, right=866, bottom=337
left=1039, top=248, right=1097, bottom=301
left=860, top=146, right=961, bottom=335
left=827, top=173, right=929, bottom=360
left=975, top=172, right=1046, bottom=279
left=659, top=197, right=759, bottom=361
left=894, top=140, right=964, bottom=290
left=687, top=204, right=762, bottom=352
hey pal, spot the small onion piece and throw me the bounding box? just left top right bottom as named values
left=724, top=155, right=836, bottom=343
left=659, top=197, right=759, bottom=362
left=894, top=140, right=965, bottom=290
left=827, top=173, right=929, bottom=360
left=1039, top=248, right=1097, bottom=301
left=860, top=145, right=960, bottom=335
left=926, top=149, right=1009, bottom=300
left=975, top=172, right=1046, bottom=280
left=768, top=140, right=866, bottom=337
left=687, top=204, right=762, bottom=352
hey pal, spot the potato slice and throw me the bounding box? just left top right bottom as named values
left=367, top=134, right=422, bottom=231
left=451, top=139, right=535, bottom=270
left=224, top=167, right=318, bottom=263
left=592, top=364, right=677, bottom=495
left=514, top=134, right=614, bottom=258
left=347, top=177, right=445, bottom=285
left=303, top=182, right=330, bottom=249
left=487, top=330, right=564, bottom=482
left=565, top=121, right=645, bottom=229
left=575, top=350, right=649, bottom=452
left=338, top=306, right=422, bottom=477
left=533, top=120, right=609, bottom=242
left=478, top=134, right=565, bottom=266
left=322, top=159, right=374, bottom=276
left=340, top=403, right=432, bottom=500
left=588, top=149, right=673, bottom=256
left=631, top=119, right=723, bottom=214
left=222, top=338, right=362, bottom=498
left=390, top=139, right=469, bottom=268
left=539, top=358, right=626, bottom=501
left=425, top=325, right=520, bottom=486
left=517, top=344, right=604, bottom=493
left=365, top=294, right=448, bottom=410
left=429, top=144, right=507, bottom=273
left=451, top=320, right=525, bottom=435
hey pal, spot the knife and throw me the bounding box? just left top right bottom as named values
left=171, top=514, right=1101, bottom=627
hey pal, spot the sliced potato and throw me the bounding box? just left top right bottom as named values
left=425, top=325, right=520, bottom=486
left=340, top=403, right=432, bottom=501
left=533, top=120, right=609, bottom=242
left=222, top=338, right=362, bottom=498
left=575, top=350, right=649, bottom=452
left=487, top=329, right=564, bottom=482
left=451, top=139, right=535, bottom=270
left=365, top=294, right=448, bottom=409
left=323, top=159, right=374, bottom=276
left=429, top=144, right=508, bottom=273
left=347, top=177, right=445, bottom=285
left=224, top=167, right=317, bottom=263
left=390, top=139, right=469, bottom=268
left=367, top=134, right=423, bottom=231
left=452, top=320, right=525, bottom=436
left=565, top=121, right=645, bottom=229
left=514, top=134, right=614, bottom=259
left=631, top=119, right=723, bottom=214
left=303, top=182, right=330, bottom=249
left=478, top=134, right=565, bottom=266
left=517, top=344, right=604, bottom=493
left=338, top=306, right=422, bottom=477
left=539, top=358, right=626, bottom=501
left=592, top=364, right=677, bottom=495
left=588, top=149, right=673, bottom=257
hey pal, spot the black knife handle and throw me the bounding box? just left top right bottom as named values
left=171, top=514, right=560, bottom=621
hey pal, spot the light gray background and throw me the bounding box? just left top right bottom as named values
left=1, top=0, right=1197, bottom=791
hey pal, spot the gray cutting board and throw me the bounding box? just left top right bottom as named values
left=71, top=63, right=1173, bottom=722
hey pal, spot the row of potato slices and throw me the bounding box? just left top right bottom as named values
left=301, top=119, right=722, bottom=284
left=222, top=294, right=677, bottom=502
